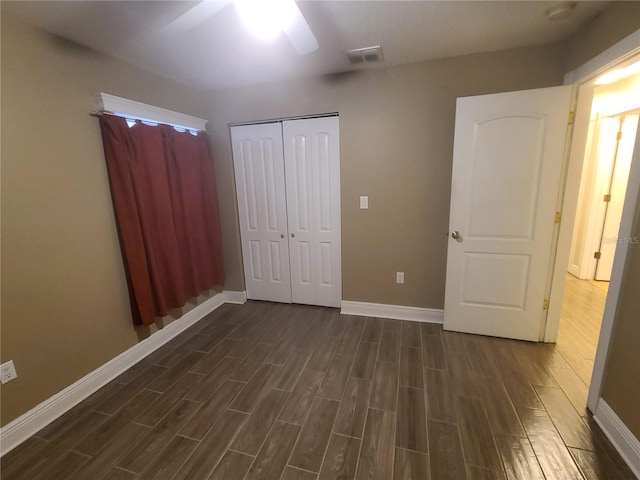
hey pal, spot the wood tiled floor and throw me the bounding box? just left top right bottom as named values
left=2, top=284, right=634, bottom=479
left=556, top=275, right=608, bottom=388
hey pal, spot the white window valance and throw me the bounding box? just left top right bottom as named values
left=93, top=93, right=208, bottom=132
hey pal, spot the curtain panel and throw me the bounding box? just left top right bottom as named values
left=99, top=115, right=224, bottom=326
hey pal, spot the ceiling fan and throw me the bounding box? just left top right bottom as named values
left=163, top=0, right=319, bottom=55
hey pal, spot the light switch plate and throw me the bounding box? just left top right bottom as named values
left=396, top=272, right=405, bottom=284
left=360, top=196, right=369, bottom=209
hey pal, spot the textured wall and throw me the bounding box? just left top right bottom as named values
left=206, top=44, right=566, bottom=308
left=563, top=1, right=640, bottom=72
left=0, top=13, right=209, bottom=426
left=601, top=193, right=640, bottom=439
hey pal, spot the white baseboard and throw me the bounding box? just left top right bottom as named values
left=224, top=290, right=247, bottom=304
left=593, top=399, right=640, bottom=478
left=567, top=264, right=581, bottom=278
left=0, top=290, right=245, bottom=457
left=341, top=300, right=444, bottom=324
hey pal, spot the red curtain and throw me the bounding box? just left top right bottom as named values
left=99, top=115, right=224, bottom=326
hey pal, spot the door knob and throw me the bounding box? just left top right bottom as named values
left=451, top=231, right=462, bottom=242
left=291, top=233, right=296, bottom=238
left=281, top=234, right=285, bottom=238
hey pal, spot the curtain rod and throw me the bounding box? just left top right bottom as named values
left=89, top=109, right=115, bottom=118
left=229, top=112, right=339, bottom=127
left=89, top=110, right=203, bottom=132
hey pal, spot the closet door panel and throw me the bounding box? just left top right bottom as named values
left=313, top=126, right=341, bottom=308
left=283, top=117, right=341, bottom=307
left=285, top=130, right=316, bottom=305
left=231, top=123, right=292, bottom=303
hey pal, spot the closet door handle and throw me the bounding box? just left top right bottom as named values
left=281, top=234, right=285, bottom=239
left=291, top=233, right=296, bottom=238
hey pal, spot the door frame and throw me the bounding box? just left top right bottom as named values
left=543, top=29, right=640, bottom=413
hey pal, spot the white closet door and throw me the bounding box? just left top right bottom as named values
left=231, top=123, right=292, bottom=303
left=283, top=117, right=342, bottom=308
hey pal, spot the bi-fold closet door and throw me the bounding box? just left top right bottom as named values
left=231, top=116, right=341, bottom=308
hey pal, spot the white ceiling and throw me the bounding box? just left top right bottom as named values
left=4, top=1, right=611, bottom=91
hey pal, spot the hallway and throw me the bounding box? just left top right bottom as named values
left=556, top=274, right=608, bottom=389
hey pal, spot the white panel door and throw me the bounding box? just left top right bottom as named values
left=595, top=114, right=638, bottom=281
left=231, top=123, right=292, bottom=303
left=283, top=117, right=342, bottom=307
left=444, top=86, right=572, bottom=341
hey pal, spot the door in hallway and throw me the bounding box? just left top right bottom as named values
left=444, top=86, right=573, bottom=341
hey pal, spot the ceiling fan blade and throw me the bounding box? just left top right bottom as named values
left=163, top=1, right=230, bottom=33
left=284, top=2, right=319, bottom=55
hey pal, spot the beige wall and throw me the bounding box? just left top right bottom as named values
left=601, top=196, right=640, bottom=439
left=563, top=1, right=640, bottom=72
left=206, top=44, right=566, bottom=307
left=0, top=14, right=209, bottom=426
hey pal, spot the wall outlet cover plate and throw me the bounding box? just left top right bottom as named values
left=1, top=360, right=18, bottom=384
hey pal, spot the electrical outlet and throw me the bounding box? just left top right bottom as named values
left=396, top=272, right=405, bottom=284
left=1, top=360, right=17, bottom=384
left=360, top=196, right=369, bottom=209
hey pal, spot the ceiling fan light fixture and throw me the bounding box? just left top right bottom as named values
left=235, top=0, right=297, bottom=40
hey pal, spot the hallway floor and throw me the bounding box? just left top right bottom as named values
left=557, top=274, right=609, bottom=388
left=1, top=293, right=634, bottom=480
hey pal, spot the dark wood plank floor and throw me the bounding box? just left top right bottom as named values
left=2, top=296, right=634, bottom=480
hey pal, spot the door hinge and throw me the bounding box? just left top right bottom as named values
left=543, top=299, right=549, bottom=310
left=568, top=111, right=575, bottom=125
left=554, top=212, right=561, bottom=224
left=617, top=131, right=622, bottom=140
left=594, top=251, right=602, bottom=259
left=603, top=194, right=612, bottom=202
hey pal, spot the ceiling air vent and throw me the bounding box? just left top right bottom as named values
left=344, top=46, right=384, bottom=65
